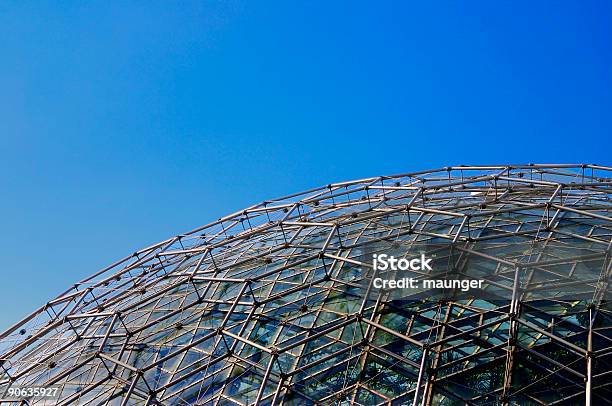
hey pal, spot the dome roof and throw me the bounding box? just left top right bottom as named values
left=1, top=164, right=611, bottom=405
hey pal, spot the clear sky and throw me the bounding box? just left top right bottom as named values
left=0, top=1, right=610, bottom=329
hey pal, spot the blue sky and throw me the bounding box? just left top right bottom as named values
left=0, top=1, right=610, bottom=329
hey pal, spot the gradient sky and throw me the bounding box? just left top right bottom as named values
left=0, top=1, right=611, bottom=329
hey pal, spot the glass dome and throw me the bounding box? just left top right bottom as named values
left=0, top=164, right=610, bottom=405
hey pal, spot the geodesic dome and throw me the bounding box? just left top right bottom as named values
left=0, top=164, right=611, bottom=405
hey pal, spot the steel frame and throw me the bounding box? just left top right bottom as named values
left=0, top=164, right=611, bottom=405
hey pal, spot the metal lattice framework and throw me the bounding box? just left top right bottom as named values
left=1, top=164, right=612, bottom=406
